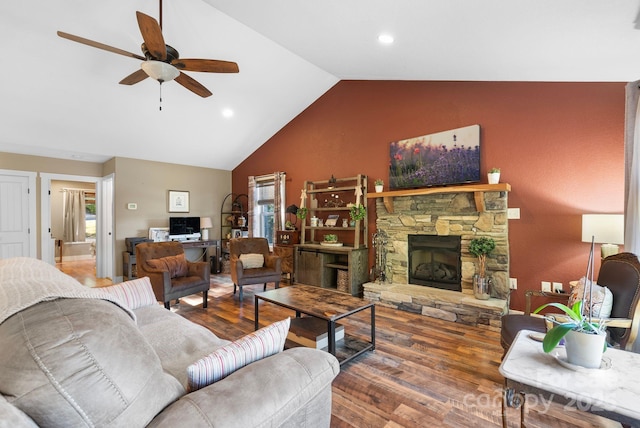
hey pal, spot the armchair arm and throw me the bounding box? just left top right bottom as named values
left=187, top=261, right=208, bottom=279
left=230, top=255, right=245, bottom=283
left=264, top=254, right=282, bottom=273
left=524, top=290, right=568, bottom=315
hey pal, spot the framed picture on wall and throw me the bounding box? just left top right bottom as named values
left=232, top=229, right=242, bottom=239
left=168, top=190, right=189, bottom=213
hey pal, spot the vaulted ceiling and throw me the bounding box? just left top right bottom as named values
left=2, top=0, right=639, bottom=170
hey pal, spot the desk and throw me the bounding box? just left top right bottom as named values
left=500, top=329, right=640, bottom=427
left=122, top=240, right=220, bottom=279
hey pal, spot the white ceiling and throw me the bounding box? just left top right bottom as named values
left=2, top=0, right=640, bottom=170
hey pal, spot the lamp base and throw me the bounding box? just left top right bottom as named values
left=201, top=229, right=209, bottom=241
left=600, top=243, right=619, bottom=259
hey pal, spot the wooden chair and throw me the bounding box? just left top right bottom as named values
left=136, top=241, right=210, bottom=309
left=500, top=252, right=640, bottom=356
left=229, top=237, right=281, bottom=300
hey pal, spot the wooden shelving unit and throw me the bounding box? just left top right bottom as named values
left=295, top=174, right=369, bottom=296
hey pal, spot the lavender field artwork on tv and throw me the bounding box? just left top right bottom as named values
left=389, top=124, right=481, bottom=190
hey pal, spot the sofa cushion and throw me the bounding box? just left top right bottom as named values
left=147, top=253, right=189, bottom=278
left=100, top=276, right=157, bottom=309
left=187, top=318, right=290, bottom=391
left=0, top=394, right=38, bottom=428
left=239, top=253, right=264, bottom=269
left=134, top=304, right=231, bottom=388
left=0, top=298, right=183, bottom=427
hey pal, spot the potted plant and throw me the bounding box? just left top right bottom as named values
left=488, top=167, right=500, bottom=184
left=468, top=237, right=495, bottom=300
left=533, top=300, right=607, bottom=369
left=374, top=179, right=384, bottom=193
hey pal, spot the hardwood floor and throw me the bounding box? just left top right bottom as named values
left=62, top=264, right=620, bottom=427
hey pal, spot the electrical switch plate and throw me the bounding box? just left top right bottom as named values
left=509, top=278, right=517, bottom=289
left=541, top=281, right=551, bottom=292
left=507, top=208, right=521, bottom=219
left=553, top=282, right=563, bottom=292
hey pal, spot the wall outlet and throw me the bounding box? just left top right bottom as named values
left=553, top=282, right=563, bottom=293
left=541, top=281, right=552, bottom=292
left=507, top=208, right=521, bottom=220
left=509, top=277, right=518, bottom=289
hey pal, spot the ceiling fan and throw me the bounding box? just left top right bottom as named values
left=57, top=1, right=239, bottom=99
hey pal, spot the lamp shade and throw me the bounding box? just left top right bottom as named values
left=581, top=214, right=624, bottom=244
left=141, top=61, right=180, bottom=82
left=200, top=217, right=213, bottom=229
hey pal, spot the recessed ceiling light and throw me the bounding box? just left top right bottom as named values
left=378, top=33, right=394, bottom=45
left=222, top=108, right=234, bottom=118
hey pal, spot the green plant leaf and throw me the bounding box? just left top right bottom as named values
left=542, top=324, right=574, bottom=353
left=533, top=302, right=581, bottom=323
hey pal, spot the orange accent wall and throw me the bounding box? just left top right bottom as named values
left=232, top=80, right=625, bottom=310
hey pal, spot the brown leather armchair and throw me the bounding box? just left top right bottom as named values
left=229, top=237, right=281, bottom=300
left=136, top=241, right=210, bottom=309
left=500, top=252, right=640, bottom=356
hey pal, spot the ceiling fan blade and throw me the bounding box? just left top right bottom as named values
left=175, top=73, right=212, bottom=98
left=119, top=69, right=149, bottom=85
left=57, top=31, right=145, bottom=60
left=172, top=59, right=239, bottom=73
left=136, top=11, right=166, bottom=60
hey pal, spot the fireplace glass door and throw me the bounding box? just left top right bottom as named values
left=408, top=235, right=461, bottom=291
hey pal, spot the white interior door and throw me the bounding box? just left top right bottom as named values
left=97, top=174, right=114, bottom=279
left=0, top=170, right=36, bottom=258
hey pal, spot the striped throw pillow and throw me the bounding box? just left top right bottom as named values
left=187, top=317, right=290, bottom=391
left=100, top=277, right=157, bottom=309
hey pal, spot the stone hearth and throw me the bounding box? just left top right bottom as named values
left=365, top=184, right=510, bottom=329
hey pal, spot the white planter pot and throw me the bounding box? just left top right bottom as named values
left=375, top=185, right=384, bottom=193
left=564, top=329, right=606, bottom=369
left=488, top=172, right=500, bottom=184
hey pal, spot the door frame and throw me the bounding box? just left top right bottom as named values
left=0, top=169, right=37, bottom=258
left=40, top=173, right=114, bottom=279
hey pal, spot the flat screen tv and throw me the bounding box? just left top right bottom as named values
left=169, top=216, right=200, bottom=239
left=389, top=124, right=480, bottom=190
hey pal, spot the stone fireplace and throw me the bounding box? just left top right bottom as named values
left=364, top=184, right=510, bottom=331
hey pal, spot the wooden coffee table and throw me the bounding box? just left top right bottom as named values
left=255, top=285, right=375, bottom=365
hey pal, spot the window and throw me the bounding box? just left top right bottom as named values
left=249, top=172, right=286, bottom=245
left=85, top=192, right=96, bottom=239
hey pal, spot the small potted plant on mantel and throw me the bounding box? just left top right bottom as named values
left=488, top=167, right=501, bottom=184
left=468, top=237, right=495, bottom=300
left=374, top=179, right=384, bottom=193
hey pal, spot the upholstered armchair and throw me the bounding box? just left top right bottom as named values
left=136, top=241, right=210, bottom=309
left=229, top=237, right=281, bottom=300
left=500, top=252, right=640, bottom=356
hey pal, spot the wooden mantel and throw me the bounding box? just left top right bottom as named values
left=366, top=183, right=511, bottom=213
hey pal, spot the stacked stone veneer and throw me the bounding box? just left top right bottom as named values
left=363, top=190, right=509, bottom=330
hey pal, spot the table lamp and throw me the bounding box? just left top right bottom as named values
left=200, top=217, right=213, bottom=240
left=581, top=214, right=624, bottom=259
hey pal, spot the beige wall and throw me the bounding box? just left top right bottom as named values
left=0, top=152, right=232, bottom=278
left=113, top=157, right=231, bottom=276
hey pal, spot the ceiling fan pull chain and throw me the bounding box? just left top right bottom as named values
left=159, top=82, right=163, bottom=111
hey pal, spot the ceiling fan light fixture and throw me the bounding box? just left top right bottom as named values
left=141, top=60, right=179, bottom=82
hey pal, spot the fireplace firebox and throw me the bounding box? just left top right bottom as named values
left=408, top=235, right=461, bottom=292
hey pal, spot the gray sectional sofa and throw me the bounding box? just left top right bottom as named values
left=0, top=257, right=340, bottom=427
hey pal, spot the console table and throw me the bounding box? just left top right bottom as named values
left=123, top=240, right=219, bottom=279
left=500, top=329, right=640, bottom=427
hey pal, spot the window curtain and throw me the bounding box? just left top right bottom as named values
left=63, top=190, right=86, bottom=242
left=625, top=82, right=640, bottom=257
left=248, top=176, right=256, bottom=238
left=273, top=172, right=286, bottom=236
left=247, top=172, right=286, bottom=243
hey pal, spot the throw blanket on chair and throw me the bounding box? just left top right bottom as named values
left=0, top=257, right=135, bottom=324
